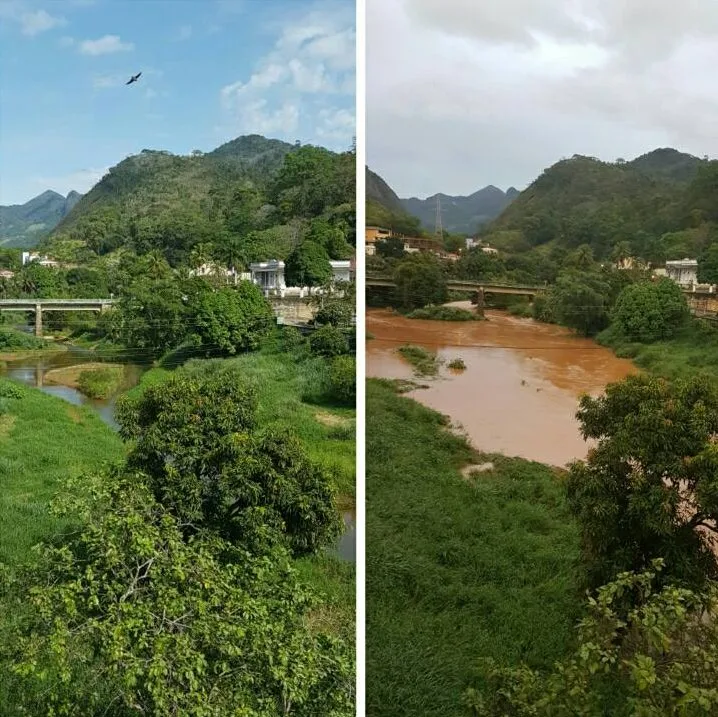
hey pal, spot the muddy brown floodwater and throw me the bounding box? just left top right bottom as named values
left=366, top=304, right=638, bottom=467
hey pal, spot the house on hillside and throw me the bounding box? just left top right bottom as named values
left=189, top=262, right=238, bottom=283
left=665, top=258, right=698, bottom=288
left=330, top=260, right=351, bottom=283
left=0, top=269, right=15, bottom=279
left=21, top=251, right=59, bottom=268
left=250, top=260, right=286, bottom=292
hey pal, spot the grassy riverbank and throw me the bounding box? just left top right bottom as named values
left=366, top=379, right=583, bottom=716
left=0, top=327, right=67, bottom=361
left=0, top=379, right=124, bottom=566
left=598, top=318, right=718, bottom=382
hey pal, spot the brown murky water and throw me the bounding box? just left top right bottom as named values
left=366, top=304, right=638, bottom=467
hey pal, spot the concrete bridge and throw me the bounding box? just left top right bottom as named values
left=0, top=295, right=321, bottom=335
left=365, top=274, right=543, bottom=298
left=0, top=298, right=114, bottom=335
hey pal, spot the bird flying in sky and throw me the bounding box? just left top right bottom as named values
left=126, top=72, right=142, bottom=85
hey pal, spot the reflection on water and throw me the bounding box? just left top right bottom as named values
left=367, top=305, right=637, bottom=467
left=337, top=511, right=356, bottom=562
left=2, top=346, right=146, bottom=430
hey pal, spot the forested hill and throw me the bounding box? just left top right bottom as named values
left=365, top=167, right=423, bottom=236
left=401, top=185, right=519, bottom=235
left=481, top=148, right=718, bottom=263
left=44, top=134, right=355, bottom=268
left=0, top=190, right=82, bottom=248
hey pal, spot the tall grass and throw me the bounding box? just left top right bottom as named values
left=598, top=318, right=718, bottom=381
left=0, top=379, right=124, bottom=566
left=366, top=379, right=583, bottom=716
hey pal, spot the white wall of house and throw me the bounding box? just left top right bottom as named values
left=249, top=260, right=286, bottom=291
left=665, top=259, right=698, bottom=287
left=329, top=260, right=351, bottom=283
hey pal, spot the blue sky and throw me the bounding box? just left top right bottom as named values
left=0, top=0, right=356, bottom=205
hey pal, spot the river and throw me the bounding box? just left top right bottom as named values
left=366, top=304, right=637, bottom=467
left=1, top=343, right=355, bottom=561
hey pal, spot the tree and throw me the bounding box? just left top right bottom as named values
left=466, top=561, right=718, bottom=716
left=3, top=472, right=353, bottom=715
left=115, top=368, right=342, bottom=556
left=567, top=373, right=718, bottom=590
left=285, top=241, right=332, bottom=287
left=111, top=277, right=186, bottom=352
left=375, top=237, right=405, bottom=260
left=393, top=253, right=448, bottom=310
left=185, top=281, right=274, bottom=355
left=612, top=278, right=689, bottom=342
left=550, top=271, right=611, bottom=336
left=698, top=241, right=718, bottom=284
left=309, top=324, right=349, bottom=357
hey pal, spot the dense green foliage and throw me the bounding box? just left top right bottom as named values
left=2, top=472, right=352, bottom=716
left=328, top=355, right=356, bottom=406
left=407, top=305, right=479, bottom=321
left=366, top=380, right=582, bottom=717
left=42, top=137, right=355, bottom=270
left=115, top=367, right=342, bottom=557
left=0, top=329, right=48, bottom=351
left=611, top=278, right=689, bottom=342
left=481, top=150, right=718, bottom=264
left=567, top=373, right=718, bottom=591
left=309, top=325, right=350, bottom=358
left=393, top=253, right=448, bottom=310
left=468, top=561, right=718, bottom=716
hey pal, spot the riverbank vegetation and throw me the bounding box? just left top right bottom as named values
left=397, top=344, right=441, bottom=377
left=407, top=305, right=479, bottom=321
left=366, top=379, right=583, bottom=717
left=0, top=326, right=356, bottom=713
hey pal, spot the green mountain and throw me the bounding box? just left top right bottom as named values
left=0, top=189, right=82, bottom=248
left=482, top=148, right=717, bottom=262
left=43, top=135, right=355, bottom=267
left=401, top=185, right=519, bottom=235
left=366, top=167, right=423, bottom=235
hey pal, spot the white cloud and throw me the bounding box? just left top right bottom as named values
left=368, top=0, right=718, bottom=198
left=219, top=2, right=354, bottom=146
left=316, top=107, right=355, bottom=140
left=79, top=34, right=134, bottom=55
left=59, top=35, right=75, bottom=47
left=21, top=9, right=65, bottom=35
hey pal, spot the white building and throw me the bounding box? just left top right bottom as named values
left=329, top=260, right=351, bottom=283
left=249, top=260, right=286, bottom=291
left=22, top=251, right=59, bottom=267
left=189, top=262, right=238, bottom=282
left=665, top=259, right=698, bottom=288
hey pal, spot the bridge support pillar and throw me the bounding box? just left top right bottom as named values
left=475, top=288, right=485, bottom=318
left=34, top=304, right=42, bottom=337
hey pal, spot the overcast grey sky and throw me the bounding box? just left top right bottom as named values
left=367, top=0, right=718, bottom=199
